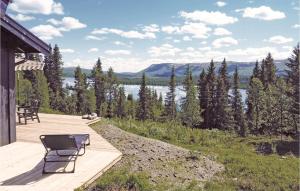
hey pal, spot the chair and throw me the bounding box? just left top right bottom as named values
left=40, top=134, right=90, bottom=174
left=17, top=99, right=40, bottom=124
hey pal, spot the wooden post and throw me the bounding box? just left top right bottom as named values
left=0, top=32, right=16, bottom=146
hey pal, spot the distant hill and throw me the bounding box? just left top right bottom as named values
left=63, top=67, right=92, bottom=77
left=63, top=59, right=288, bottom=78
left=138, top=60, right=288, bottom=78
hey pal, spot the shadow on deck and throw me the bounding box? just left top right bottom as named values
left=0, top=113, right=122, bottom=191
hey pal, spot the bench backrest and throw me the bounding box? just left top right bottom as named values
left=40, top=135, right=77, bottom=150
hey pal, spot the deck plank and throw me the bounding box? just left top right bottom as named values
left=0, top=113, right=122, bottom=191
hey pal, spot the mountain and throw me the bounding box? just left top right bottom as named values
left=138, top=60, right=288, bottom=78
left=63, top=59, right=288, bottom=78
left=63, top=67, right=92, bottom=77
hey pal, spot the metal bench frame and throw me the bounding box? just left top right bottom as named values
left=40, top=134, right=90, bottom=174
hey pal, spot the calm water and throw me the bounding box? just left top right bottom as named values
left=64, top=77, right=247, bottom=105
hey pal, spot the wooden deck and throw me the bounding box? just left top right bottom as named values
left=0, top=113, right=122, bottom=191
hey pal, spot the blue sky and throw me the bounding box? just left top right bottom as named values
left=7, top=0, right=300, bottom=72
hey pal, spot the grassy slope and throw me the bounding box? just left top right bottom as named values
left=88, top=119, right=299, bottom=191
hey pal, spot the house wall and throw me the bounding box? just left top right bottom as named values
left=0, top=32, right=16, bottom=146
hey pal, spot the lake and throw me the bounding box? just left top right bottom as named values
left=64, top=77, right=247, bottom=106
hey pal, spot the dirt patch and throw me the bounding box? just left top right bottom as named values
left=92, top=124, right=224, bottom=188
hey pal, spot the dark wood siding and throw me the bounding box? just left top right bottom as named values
left=0, top=32, right=16, bottom=146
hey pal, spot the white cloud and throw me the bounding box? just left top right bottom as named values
left=292, top=24, right=300, bottom=28
left=213, top=27, right=232, bottom=36
left=105, top=50, right=131, bottom=55
left=88, top=48, right=99, bottom=53
left=173, top=39, right=181, bottom=43
left=161, top=26, right=181, bottom=34
left=10, top=13, right=35, bottom=21
left=9, top=0, right=63, bottom=15
left=179, top=10, right=238, bottom=25
left=236, top=6, right=286, bottom=20
left=266, top=35, right=293, bottom=44
left=142, top=24, right=160, bottom=32
left=60, top=49, right=75, bottom=53
left=199, top=46, right=211, bottom=51
left=85, top=35, right=105, bottom=41
left=148, top=44, right=181, bottom=57
left=216, top=1, right=226, bottom=7
left=181, top=22, right=212, bottom=38
left=162, top=23, right=211, bottom=39
left=212, top=37, right=238, bottom=48
left=47, top=17, right=86, bottom=31
left=183, top=36, right=192, bottom=41
left=186, top=47, right=195, bottom=51
left=91, top=28, right=156, bottom=39
left=30, top=24, right=62, bottom=40
left=114, top=41, right=127, bottom=46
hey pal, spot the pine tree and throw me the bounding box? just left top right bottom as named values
left=127, top=94, right=135, bottom=119
left=215, top=76, right=232, bottom=131
left=181, top=65, right=201, bottom=128
left=91, top=58, right=106, bottom=117
left=198, top=69, right=208, bottom=128
left=215, top=58, right=232, bottom=131
left=106, top=67, right=117, bottom=118
left=285, top=44, right=300, bottom=133
left=232, top=67, right=247, bottom=136
left=246, top=78, right=266, bottom=134
left=274, top=78, right=293, bottom=139
left=260, top=59, right=267, bottom=87
left=44, top=44, right=65, bottom=111
left=158, top=92, right=163, bottom=110
left=34, top=71, right=50, bottom=109
left=265, top=53, right=276, bottom=86
left=74, top=66, right=88, bottom=114
left=136, top=73, right=150, bottom=120
left=219, top=58, right=230, bottom=91
left=116, top=87, right=126, bottom=118
left=164, top=66, right=177, bottom=119
left=52, top=44, right=64, bottom=98
left=251, top=60, right=260, bottom=79
left=206, top=60, right=217, bottom=129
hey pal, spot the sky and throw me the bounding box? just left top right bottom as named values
left=6, top=0, right=300, bottom=72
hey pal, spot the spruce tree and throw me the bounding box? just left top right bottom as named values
left=52, top=44, right=64, bottom=98
left=260, top=59, right=267, bottom=87
left=215, top=75, right=232, bottom=131
left=251, top=60, right=260, bottom=79
left=127, top=94, right=135, bottom=119
left=215, top=58, right=232, bottom=131
left=116, top=87, right=126, bottom=118
left=136, top=73, right=150, bottom=120
left=106, top=67, right=117, bottom=118
left=219, top=58, right=230, bottom=91
left=232, top=66, right=247, bottom=136
left=44, top=44, right=65, bottom=111
left=265, top=53, right=276, bottom=86
left=274, top=78, right=293, bottom=139
left=164, top=66, right=177, bottom=119
left=198, top=69, right=208, bottom=128
left=74, top=66, right=88, bottom=114
left=246, top=78, right=266, bottom=134
left=285, top=44, right=300, bottom=133
left=206, top=60, right=217, bottom=129
left=91, top=58, right=106, bottom=116
left=181, top=65, right=201, bottom=128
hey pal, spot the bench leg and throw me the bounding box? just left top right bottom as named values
left=36, top=114, right=40, bottom=123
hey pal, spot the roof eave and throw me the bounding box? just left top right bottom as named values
left=1, top=15, right=51, bottom=55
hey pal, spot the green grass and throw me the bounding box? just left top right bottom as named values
left=90, top=119, right=299, bottom=191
